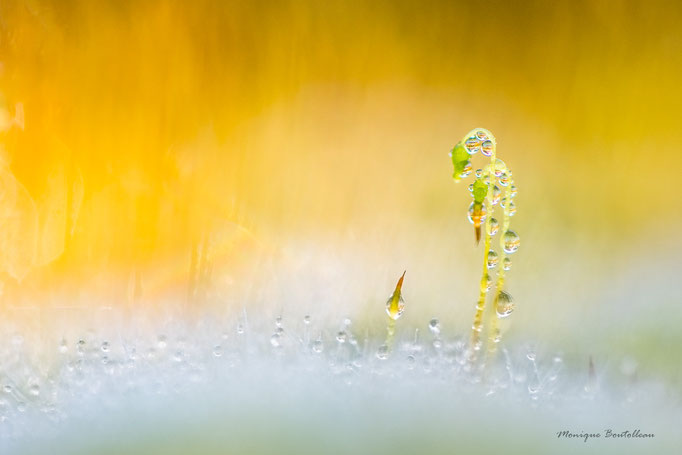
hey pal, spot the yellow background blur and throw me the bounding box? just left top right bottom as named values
left=0, top=0, right=681, bottom=347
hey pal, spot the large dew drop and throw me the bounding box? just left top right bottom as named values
left=496, top=291, right=515, bottom=318
left=385, top=296, right=405, bottom=320
left=490, top=218, right=499, bottom=236
left=503, top=230, right=520, bottom=254
left=481, top=140, right=494, bottom=156
left=499, top=172, right=510, bottom=187
left=385, top=271, right=406, bottom=320
left=487, top=250, right=499, bottom=269
left=467, top=202, right=487, bottom=225
left=465, top=137, right=480, bottom=154
left=491, top=185, right=501, bottom=206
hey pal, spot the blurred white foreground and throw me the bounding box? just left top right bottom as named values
left=1, top=308, right=679, bottom=455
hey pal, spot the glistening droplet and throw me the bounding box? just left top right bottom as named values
left=487, top=250, right=499, bottom=269
left=465, top=137, right=480, bottom=154
left=490, top=218, right=499, bottom=236
left=496, top=291, right=514, bottom=318
left=481, top=140, right=494, bottom=156
left=491, top=185, right=501, bottom=205
left=385, top=296, right=405, bottom=320
left=467, top=202, right=487, bottom=225
left=499, top=172, right=510, bottom=187
left=507, top=201, right=516, bottom=216
left=503, top=230, right=520, bottom=254
left=460, top=161, right=472, bottom=178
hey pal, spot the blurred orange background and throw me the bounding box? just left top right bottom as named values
left=1, top=0, right=681, bottom=359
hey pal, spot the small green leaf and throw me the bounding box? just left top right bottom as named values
left=451, top=142, right=470, bottom=181
left=473, top=178, right=488, bottom=204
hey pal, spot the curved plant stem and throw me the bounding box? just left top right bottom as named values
left=470, top=129, right=496, bottom=355
left=452, top=127, right=518, bottom=362
left=488, top=172, right=513, bottom=354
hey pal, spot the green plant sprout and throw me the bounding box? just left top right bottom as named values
left=379, top=271, right=406, bottom=358
left=450, top=128, right=519, bottom=358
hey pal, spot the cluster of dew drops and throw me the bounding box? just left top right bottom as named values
left=462, top=130, right=521, bottom=316
left=0, top=307, right=647, bottom=445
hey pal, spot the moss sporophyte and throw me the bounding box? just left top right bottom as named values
left=379, top=271, right=406, bottom=357
left=450, top=128, right=520, bottom=359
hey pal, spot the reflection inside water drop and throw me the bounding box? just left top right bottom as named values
left=481, top=140, right=493, bottom=156
left=496, top=291, right=514, bottom=318
left=487, top=250, right=499, bottom=269
left=503, top=230, right=520, bottom=254
left=490, top=218, right=499, bottom=236
left=460, top=160, right=473, bottom=178
left=491, top=185, right=501, bottom=205
left=465, top=137, right=481, bottom=154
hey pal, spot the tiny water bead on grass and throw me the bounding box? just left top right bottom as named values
left=450, top=128, right=520, bottom=359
